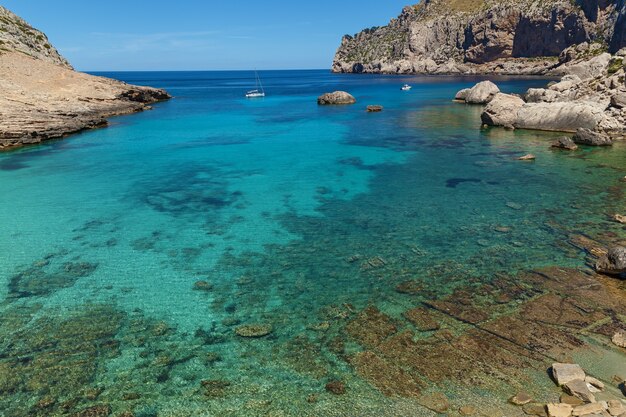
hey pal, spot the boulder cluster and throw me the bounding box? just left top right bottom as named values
left=517, top=363, right=626, bottom=417
left=456, top=49, right=626, bottom=145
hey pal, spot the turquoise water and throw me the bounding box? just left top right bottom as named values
left=0, top=70, right=625, bottom=416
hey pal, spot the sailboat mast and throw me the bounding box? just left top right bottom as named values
left=256, top=71, right=264, bottom=94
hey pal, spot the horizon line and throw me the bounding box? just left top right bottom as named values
left=84, top=67, right=331, bottom=73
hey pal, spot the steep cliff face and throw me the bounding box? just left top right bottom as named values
left=0, top=6, right=71, bottom=68
left=332, top=0, right=626, bottom=74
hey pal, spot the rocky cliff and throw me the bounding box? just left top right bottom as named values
left=0, top=6, right=71, bottom=69
left=0, top=6, right=170, bottom=149
left=332, top=0, right=626, bottom=75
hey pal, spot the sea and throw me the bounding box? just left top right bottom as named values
left=0, top=70, right=624, bottom=416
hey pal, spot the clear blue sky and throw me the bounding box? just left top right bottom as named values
left=2, top=0, right=411, bottom=71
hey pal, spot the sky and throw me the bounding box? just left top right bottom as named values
left=2, top=0, right=411, bottom=71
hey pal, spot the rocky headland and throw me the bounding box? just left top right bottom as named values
left=0, top=6, right=170, bottom=149
left=332, top=0, right=626, bottom=75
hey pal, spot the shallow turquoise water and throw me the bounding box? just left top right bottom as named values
left=0, top=70, right=625, bottom=416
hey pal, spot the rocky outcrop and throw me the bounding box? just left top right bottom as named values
left=478, top=48, right=626, bottom=136
left=317, top=91, right=356, bottom=105
left=332, top=0, right=626, bottom=75
left=480, top=93, right=524, bottom=128
left=595, top=246, right=626, bottom=275
left=0, top=7, right=170, bottom=149
left=551, top=137, right=578, bottom=150
left=0, top=6, right=71, bottom=68
left=464, top=81, right=500, bottom=104
left=573, top=128, right=613, bottom=146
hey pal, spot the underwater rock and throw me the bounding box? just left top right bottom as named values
left=551, top=136, right=578, bottom=150
left=402, top=307, right=440, bottom=332
left=70, top=405, right=112, bottom=417
left=360, top=256, right=387, bottom=271
left=418, top=392, right=450, bottom=413
left=201, top=379, right=231, bottom=398
left=613, top=330, right=626, bottom=348
left=345, top=306, right=397, bottom=348
left=63, top=262, right=98, bottom=277
left=235, top=324, right=273, bottom=338
left=523, top=403, right=549, bottom=416
left=595, top=246, right=626, bottom=275
left=325, top=380, right=346, bottom=395
left=8, top=261, right=98, bottom=299
left=317, top=91, right=356, bottom=105
left=509, top=392, right=533, bottom=405
left=614, top=214, right=626, bottom=224
left=552, top=363, right=586, bottom=386
left=351, top=351, right=422, bottom=397
left=458, top=405, right=476, bottom=416
left=517, top=153, right=536, bottom=161
left=395, top=280, right=422, bottom=294
left=193, top=280, right=213, bottom=292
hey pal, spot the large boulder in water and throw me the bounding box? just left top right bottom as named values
left=454, top=88, right=471, bottom=101
left=465, top=81, right=500, bottom=104
left=481, top=93, right=524, bottom=128
left=318, top=91, right=356, bottom=105
left=514, top=102, right=606, bottom=132
left=595, top=247, right=626, bottom=276
left=572, top=128, right=613, bottom=146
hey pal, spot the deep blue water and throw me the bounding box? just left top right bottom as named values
left=0, top=70, right=624, bottom=416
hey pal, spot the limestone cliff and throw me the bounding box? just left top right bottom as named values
left=332, top=0, right=626, bottom=75
left=0, top=6, right=71, bottom=69
left=0, top=6, right=170, bottom=149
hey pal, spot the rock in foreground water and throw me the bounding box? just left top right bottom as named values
left=551, top=137, right=578, bottom=151
left=463, top=81, right=500, bottom=104
left=317, top=91, right=356, bottom=105
left=595, top=246, right=626, bottom=275
left=572, top=128, right=613, bottom=146
left=235, top=324, right=273, bottom=338
left=551, top=363, right=586, bottom=386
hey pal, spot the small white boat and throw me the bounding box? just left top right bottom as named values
left=246, top=70, right=265, bottom=98
left=401, top=84, right=412, bottom=91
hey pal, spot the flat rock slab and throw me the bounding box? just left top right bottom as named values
left=552, top=364, right=587, bottom=386
left=563, top=379, right=596, bottom=403
left=547, top=403, right=573, bottom=417
left=234, top=324, right=273, bottom=338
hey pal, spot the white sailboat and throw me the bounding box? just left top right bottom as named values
left=246, top=70, right=265, bottom=98
left=401, top=84, right=412, bottom=91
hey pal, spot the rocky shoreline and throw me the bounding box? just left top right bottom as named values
left=451, top=46, right=626, bottom=142
left=0, top=6, right=170, bottom=150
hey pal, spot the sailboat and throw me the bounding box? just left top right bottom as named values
left=245, top=70, right=265, bottom=98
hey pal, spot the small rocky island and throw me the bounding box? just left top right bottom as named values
left=0, top=6, right=170, bottom=149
